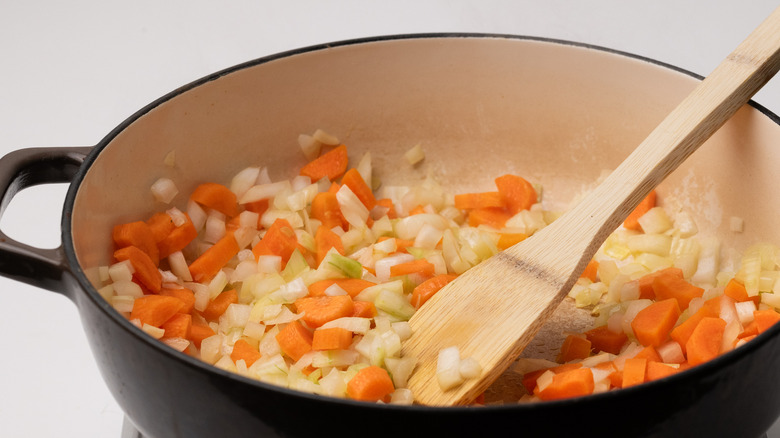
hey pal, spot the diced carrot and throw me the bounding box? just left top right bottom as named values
left=312, top=327, right=353, bottom=350
left=201, top=289, right=238, bottom=322
left=466, top=207, right=513, bottom=229
left=130, top=295, right=186, bottom=327
left=352, top=300, right=377, bottom=318
left=495, top=174, right=537, bottom=214
left=245, top=198, right=270, bottom=217
left=252, top=218, right=298, bottom=266
left=631, top=298, right=681, bottom=347
left=389, top=258, right=436, bottom=278
left=188, top=322, right=216, bottom=349
left=146, top=212, right=176, bottom=244
left=754, top=309, right=780, bottom=334
left=410, top=274, right=458, bottom=308
left=293, top=295, right=355, bottom=328
left=496, top=232, right=528, bottom=250
left=633, top=346, right=663, bottom=363
left=308, top=278, right=376, bottom=298
left=190, top=182, right=239, bottom=217
left=113, top=245, right=163, bottom=293
left=315, top=225, right=344, bottom=265
left=686, top=317, right=726, bottom=366
left=346, top=365, right=395, bottom=402
left=557, top=334, right=592, bottom=363
left=328, top=182, right=341, bottom=193
left=161, top=313, right=192, bottom=339
left=157, top=214, right=198, bottom=259
left=637, top=267, right=683, bottom=300
left=536, top=367, right=594, bottom=401
left=723, top=278, right=761, bottom=307
left=409, top=204, right=427, bottom=215
left=230, top=339, right=262, bottom=367
left=276, top=320, right=313, bottom=361
left=652, top=272, right=704, bottom=311
left=189, top=233, right=241, bottom=283
left=623, top=190, right=657, bottom=231
left=608, top=370, right=624, bottom=389
left=453, top=192, right=504, bottom=210
left=393, top=238, right=416, bottom=253
left=580, top=259, right=599, bottom=283
left=584, top=325, right=628, bottom=355
left=341, top=168, right=376, bottom=210
left=522, top=363, right=583, bottom=395
left=739, top=320, right=759, bottom=339
left=160, top=288, right=196, bottom=314
left=645, top=361, right=680, bottom=382
left=670, top=305, right=716, bottom=355
left=375, top=198, right=398, bottom=219
left=300, top=144, right=349, bottom=182
left=113, top=220, right=160, bottom=265
left=622, top=358, right=647, bottom=388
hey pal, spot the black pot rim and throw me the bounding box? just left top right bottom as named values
left=59, top=32, right=780, bottom=413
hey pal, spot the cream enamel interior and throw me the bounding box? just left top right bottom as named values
left=70, top=36, right=780, bottom=387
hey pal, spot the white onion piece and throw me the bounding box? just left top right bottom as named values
left=414, top=223, right=444, bottom=249
left=436, top=346, right=464, bottom=391
left=312, top=129, right=340, bottom=145
left=336, top=185, right=369, bottom=228
left=385, top=357, right=417, bottom=388
left=142, top=323, right=165, bottom=339
left=356, top=152, right=372, bottom=191
left=187, top=199, right=208, bottom=231
left=151, top=178, right=178, bottom=204
left=162, top=337, right=190, bottom=352
left=230, top=167, right=260, bottom=198
left=108, top=260, right=134, bottom=282
left=298, top=134, right=322, bottom=161
left=240, top=180, right=291, bottom=204
left=458, top=357, right=482, bottom=379
left=113, top=280, right=143, bottom=298
left=735, top=301, right=757, bottom=324
left=242, top=321, right=266, bottom=340
left=324, top=284, right=348, bottom=296
left=374, top=253, right=415, bottom=282
left=657, top=341, right=685, bottom=364
left=168, top=251, right=193, bottom=282
left=320, top=317, right=371, bottom=334
left=257, top=255, right=282, bottom=273
left=389, top=388, right=414, bottom=405
left=637, top=207, right=673, bottom=234
left=404, top=143, right=425, bottom=165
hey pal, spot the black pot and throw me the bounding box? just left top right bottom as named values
left=2, top=34, right=780, bottom=438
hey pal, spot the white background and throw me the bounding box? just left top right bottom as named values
left=1, top=1, right=779, bottom=437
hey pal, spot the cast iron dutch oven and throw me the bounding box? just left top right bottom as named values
left=2, top=35, right=780, bottom=438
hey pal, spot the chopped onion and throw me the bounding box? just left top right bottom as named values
left=151, top=177, right=178, bottom=204
left=389, top=388, right=414, bottom=405
left=657, top=341, right=685, bottom=364
left=324, top=283, right=348, bottom=296
left=242, top=321, right=266, bottom=340
left=321, top=317, right=372, bottom=334
left=230, top=166, right=260, bottom=198
left=298, top=134, right=322, bottom=161
left=168, top=251, right=193, bottom=282
left=385, top=356, right=417, bottom=388
left=637, top=207, right=672, bottom=234
left=108, top=260, right=134, bottom=282
left=374, top=253, right=415, bottom=282
left=240, top=180, right=292, bottom=204
left=436, top=346, right=464, bottom=391
left=187, top=199, right=208, bottom=231
left=257, top=255, right=282, bottom=273
left=458, top=357, right=482, bottom=379
left=404, top=143, right=425, bottom=165
left=312, top=129, right=339, bottom=145
left=113, top=280, right=143, bottom=298
left=142, top=323, right=165, bottom=339
left=336, top=185, right=370, bottom=228
left=162, top=337, right=190, bottom=352
left=735, top=300, right=757, bottom=324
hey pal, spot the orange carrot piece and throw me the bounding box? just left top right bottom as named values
left=631, top=298, right=681, bottom=347
left=686, top=317, right=726, bottom=366
left=584, top=325, right=629, bottom=355
left=754, top=309, right=780, bottom=334
left=315, top=225, right=344, bottom=265
left=113, top=245, right=163, bottom=293
left=230, top=339, right=262, bottom=367
left=453, top=192, right=504, bottom=210
left=389, top=258, right=436, bottom=278
left=466, top=207, right=513, bottom=229
left=300, top=144, right=349, bottom=182
left=130, top=295, right=186, bottom=327
left=557, top=334, right=592, bottom=363
left=113, top=220, right=160, bottom=265
left=739, top=320, right=759, bottom=339
left=536, top=367, right=594, bottom=401
left=312, top=327, right=354, bottom=350
left=580, top=259, right=599, bottom=282
left=622, top=358, right=647, bottom=388
left=161, top=313, right=192, bottom=339
left=346, top=365, right=395, bottom=402
left=201, top=289, right=238, bottom=322
left=341, top=168, right=376, bottom=210
left=190, top=182, right=239, bottom=217
left=308, top=278, right=376, bottom=298
left=188, top=322, right=216, bottom=349
left=670, top=306, right=715, bottom=355
left=157, top=214, right=198, bottom=259
left=375, top=198, right=398, bottom=219
left=723, top=278, right=761, bottom=307
left=160, top=288, right=196, bottom=314
left=189, top=233, right=240, bottom=283
left=633, top=346, right=663, bottom=363
left=645, top=361, right=680, bottom=382
left=146, top=212, right=176, bottom=244
left=294, top=295, right=355, bottom=328
left=624, top=190, right=657, bottom=231
left=252, top=218, right=298, bottom=265
left=637, top=267, right=684, bottom=300
left=521, top=363, right=583, bottom=394
left=411, top=274, right=458, bottom=308
left=495, top=174, right=537, bottom=214
left=352, top=300, right=377, bottom=318
left=276, top=320, right=313, bottom=361
left=652, top=272, right=704, bottom=311
left=496, top=232, right=528, bottom=250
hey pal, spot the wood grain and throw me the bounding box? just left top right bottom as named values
left=404, top=6, right=780, bottom=406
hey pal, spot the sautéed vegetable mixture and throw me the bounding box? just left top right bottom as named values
left=95, top=130, right=780, bottom=404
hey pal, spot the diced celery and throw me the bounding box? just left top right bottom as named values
left=281, top=249, right=310, bottom=282
left=375, top=289, right=416, bottom=321
left=327, top=253, right=363, bottom=279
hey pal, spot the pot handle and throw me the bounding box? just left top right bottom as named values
left=0, top=146, right=92, bottom=295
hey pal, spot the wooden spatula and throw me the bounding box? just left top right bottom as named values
left=403, top=6, right=780, bottom=406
